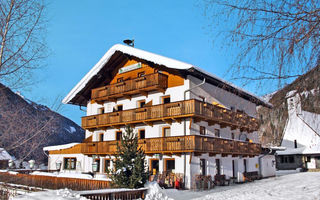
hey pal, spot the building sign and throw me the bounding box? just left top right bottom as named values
left=119, top=62, right=142, bottom=74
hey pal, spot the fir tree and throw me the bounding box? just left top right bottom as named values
left=110, top=126, right=148, bottom=188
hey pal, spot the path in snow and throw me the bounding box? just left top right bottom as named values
left=166, top=172, right=320, bottom=200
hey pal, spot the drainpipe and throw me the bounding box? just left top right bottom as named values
left=183, top=77, right=206, bottom=188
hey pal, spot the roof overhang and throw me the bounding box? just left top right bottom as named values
left=62, top=44, right=272, bottom=108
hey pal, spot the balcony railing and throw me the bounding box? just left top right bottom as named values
left=82, top=99, right=259, bottom=132
left=80, top=135, right=261, bottom=156
left=91, top=73, right=168, bottom=102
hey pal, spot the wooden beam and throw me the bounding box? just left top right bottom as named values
left=162, top=118, right=172, bottom=125
left=189, top=153, right=193, bottom=164
left=143, top=121, right=153, bottom=127
left=189, top=118, right=193, bottom=129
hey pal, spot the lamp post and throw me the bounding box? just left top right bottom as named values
left=56, top=161, right=62, bottom=171
left=8, top=160, right=14, bottom=169
left=92, top=161, right=99, bottom=173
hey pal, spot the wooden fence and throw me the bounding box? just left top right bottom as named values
left=0, top=172, right=110, bottom=191
left=80, top=189, right=147, bottom=200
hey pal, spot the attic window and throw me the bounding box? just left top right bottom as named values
left=117, top=77, right=123, bottom=83
left=138, top=71, right=145, bottom=77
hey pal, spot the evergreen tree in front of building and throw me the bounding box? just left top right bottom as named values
left=110, top=126, right=148, bottom=188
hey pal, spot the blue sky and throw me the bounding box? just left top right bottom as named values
left=23, top=1, right=253, bottom=125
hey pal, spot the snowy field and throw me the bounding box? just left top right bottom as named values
left=10, top=171, right=320, bottom=200
left=164, top=172, right=320, bottom=200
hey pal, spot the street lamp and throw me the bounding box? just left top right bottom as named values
left=28, top=160, right=35, bottom=170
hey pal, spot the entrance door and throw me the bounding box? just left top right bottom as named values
left=233, top=159, right=239, bottom=178
left=244, top=159, right=247, bottom=173
left=216, top=159, right=221, bottom=175
left=150, top=159, right=159, bottom=175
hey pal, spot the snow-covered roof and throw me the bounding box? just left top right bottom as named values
left=0, top=148, right=12, bottom=160
left=62, top=44, right=271, bottom=107
left=43, top=143, right=79, bottom=152
left=277, top=147, right=320, bottom=155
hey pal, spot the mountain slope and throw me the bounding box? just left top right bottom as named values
left=0, top=83, right=84, bottom=163
left=258, top=65, right=320, bottom=147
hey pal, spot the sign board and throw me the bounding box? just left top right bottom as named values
left=119, top=62, right=142, bottom=74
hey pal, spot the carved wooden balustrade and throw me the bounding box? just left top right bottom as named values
left=91, top=72, right=168, bottom=102
left=81, top=135, right=261, bottom=156
left=82, top=99, right=259, bottom=132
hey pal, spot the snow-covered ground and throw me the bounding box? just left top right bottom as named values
left=10, top=172, right=320, bottom=200
left=164, top=172, right=320, bottom=200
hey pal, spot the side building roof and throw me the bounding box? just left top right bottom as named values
left=63, top=44, right=271, bottom=108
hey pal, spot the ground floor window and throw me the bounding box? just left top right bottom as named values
left=280, top=155, right=295, bottom=163
left=164, top=158, right=175, bottom=173
left=64, top=157, right=76, bottom=170
left=149, top=159, right=159, bottom=175
left=104, top=159, right=111, bottom=173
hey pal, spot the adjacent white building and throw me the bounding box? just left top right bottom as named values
left=277, top=90, right=320, bottom=170
left=45, top=44, right=273, bottom=188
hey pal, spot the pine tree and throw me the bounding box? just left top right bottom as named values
left=110, top=126, right=148, bottom=188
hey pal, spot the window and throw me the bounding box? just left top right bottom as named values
left=163, top=127, right=171, bottom=137
left=138, top=71, right=145, bottom=77
left=214, top=129, right=220, bottom=137
left=98, top=107, right=105, bottom=114
left=231, top=133, right=235, bottom=140
left=137, top=100, right=146, bottom=108
left=216, top=159, right=221, bottom=175
left=117, top=105, right=123, bottom=111
left=294, top=140, right=297, bottom=148
left=94, top=159, right=100, bottom=172
left=162, top=96, right=170, bottom=104
left=99, top=133, right=104, bottom=142
left=116, top=131, right=122, bottom=141
left=164, top=159, right=175, bottom=173
left=200, top=126, right=206, bottom=135
left=104, top=159, right=111, bottom=173
left=64, top=158, right=76, bottom=170
left=117, top=77, right=123, bottom=83
left=200, top=159, right=206, bottom=176
left=139, top=129, right=145, bottom=139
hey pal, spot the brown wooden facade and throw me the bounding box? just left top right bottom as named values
left=82, top=99, right=259, bottom=132
left=91, top=72, right=168, bottom=103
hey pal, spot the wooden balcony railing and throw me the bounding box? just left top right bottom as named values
left=91, top=72, right=168, bottom=102
left=80, top=135, right=261, bottom=156
left=82, top=99, right=259, bottom=132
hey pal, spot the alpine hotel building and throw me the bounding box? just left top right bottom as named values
left=45, top=44, right=272, bottom=189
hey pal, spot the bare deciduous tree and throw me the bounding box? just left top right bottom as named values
left=204, top=0, right=320, bottom=90
left=0, top=0, right=47, bottom=89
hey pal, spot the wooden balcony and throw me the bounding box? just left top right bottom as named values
left=82, top=99, right=259, bottom=132
left=80, top=135, right=261, bottom=156
left=91, top=73, right=168, bottom=102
